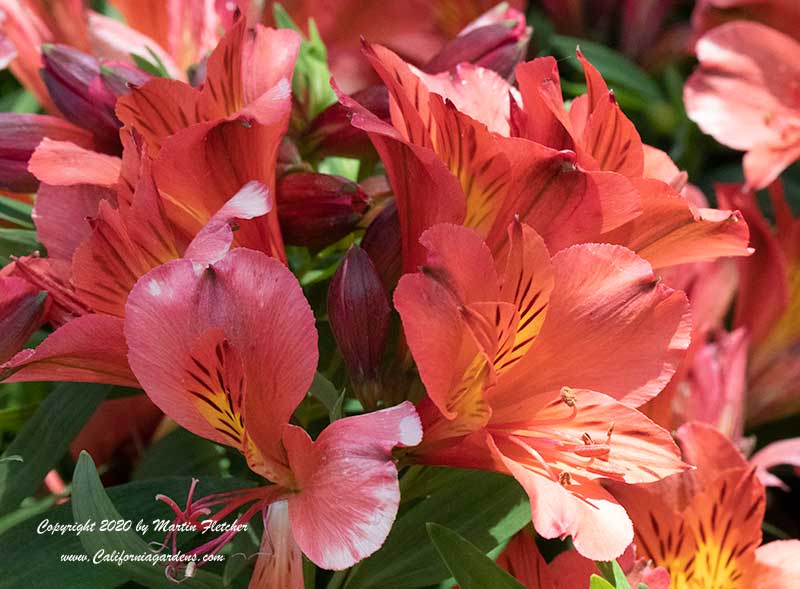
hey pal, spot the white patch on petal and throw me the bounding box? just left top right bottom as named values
left=147, top=279, right=162, bottom=297
left=398, top=413, right=423, bottom=446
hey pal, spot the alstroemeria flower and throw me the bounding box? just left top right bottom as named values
left=342, top=41, right=750, bottom=275
left=395, top=220, right=691, bottom=560
left=108, top=0, right=241, bottom=73
left=691, top=0, right=800, bottom=44
left=0, top=0, right=183, bottom=112
left=609, top=422, right=800, bottom=589
left=271, top=0, right=526, bottom=93
left=717, top=182, right=800, bottom=425
left=117, top=14, right=300, bottom=260
left=685, top=21, right=800, bottom=189
left=1, top=131, right=271, bottom=386
left=496, top=529, right=669, bottom=589
left=124, top=247, right=422, bottom=581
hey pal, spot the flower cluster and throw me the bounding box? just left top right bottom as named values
left=0, top=1, right=799, bottom=588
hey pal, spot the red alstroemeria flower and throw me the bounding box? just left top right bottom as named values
left=117, top=14, right=300, bottom=260
left=342, top=41, right=751, bottom=276
left=495, top=529, right=669, bottom=589
left=609, top=422, right=800, bottom=589
left=685, top=21, right=800, bottom=190
left=123, top=247, right=422, bottom=582
left=270, top=0, right=526, bottom=93
left=395, top=220, right=691, bottom=560
left=1, top=131, right=270, bottom=387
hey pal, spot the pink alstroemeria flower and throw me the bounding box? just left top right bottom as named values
left=685, top=21, right=800, bottom=189
left=124, top=247, right=422, bottom=583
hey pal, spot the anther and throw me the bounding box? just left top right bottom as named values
left=582, top=432, right=593, bottom=445
left=559, top=471, right=572, bottom=486
left=560, top=387, right=577, bottom=407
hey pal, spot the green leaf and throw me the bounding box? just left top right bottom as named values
left=0, top=228, right=40, bottom=263
left=0, top=474, right=249, bottom=588
left=596, top=560, right=632, bottom=589
left=0, top=382, right=109, bottom=514
left=549, top=35, right=663, bottom=104
left=71, top=452, right=224, bottom=588
left=133, top=427, right=225, bottom=480
left=273, top=3, right=337, bottom=123
left=344, top=468, right=529, bottom=588
left=130, top=47, right=171, bottom=79
left=590, top=575, right=617, bottom=589
left=0, top=195, right=34, bottom=228
left=427, top=523, right=525, bottom=589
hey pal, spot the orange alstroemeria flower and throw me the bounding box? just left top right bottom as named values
left=116, top=14, right=300, bottom=261
left=395, top=219, right=692, bottom=560
left=342, top=40, right=751, bottom=277
left=609, top=422, right=800, bottom=589
left=496, top=529, right=669, bottom=589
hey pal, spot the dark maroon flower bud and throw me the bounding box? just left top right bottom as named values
left=302, top=85, right=389, bottom=160
left=0, top=113, right=94, bottom=193
left=99, top=61, right=151, bottom=97
left=424, top=4, right=531, bottom=79
left=327, top=245, right=391, bottom=408
left=361, top=200, right=402, bottom=293
left=0, top=275, right=49, bottom=364
left=41, top=45, right=148, bottom=153
left=277, top=172, right=368, bottom=248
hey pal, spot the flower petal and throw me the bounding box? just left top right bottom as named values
left=0, top=313, right=135, bottom=386
left=125, top=249, right=317, bottom=470
left=284, top=401, right=422, bottom=570
left=498, top=243, right=691, bottom=407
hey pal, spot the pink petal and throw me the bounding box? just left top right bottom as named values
left=33, top=183, right=115, bottom=263
left=749, top=540, right=800, bottom=589
left=489, top=434, right=634, bottom=561
left=283, top=402, right=422, bottom=570
left=125, top=249, right=317, bottom=467
left=249, top=501, right=304, bottom=589
left=1, top=313, right=136, bottom=386
left=183, top=180, right=272, bottom=264
left=601, top=178, right=752, bottom=269
left=750, top=438, right=800, bottom=490
left=28, top=138, right=121, bottom=187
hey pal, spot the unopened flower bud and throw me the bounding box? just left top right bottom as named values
left=277, top=173, right=368, bottom=248
left=361, top=201, right=402, bottom=292
left=424, top=4, right=531, bottom=79
left=0, top=113, right=94, bottom=192
left=327, top=245, right=390, bottom=409
left=303, top=85, right=389, bottom=160
left=41, top=45, right=148, bottom=153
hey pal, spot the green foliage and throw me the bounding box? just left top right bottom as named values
left=72, top=452, right=224, bottom=588
left=427, top=523, right=525, bottom=589
left=0, top=383, right=110, bottom=515
left=343, top=468, right=529, bottom=588
left=273, top=3, right=337, bottom=123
